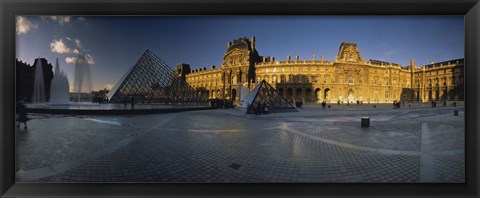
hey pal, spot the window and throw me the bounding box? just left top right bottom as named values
left=272, top=76, right=277, bottom=83
left=308, top=67, right=311, bottom=71
left=266, top=68, right=269, bottom=73
left=282, top=67, right=285, bottom=72
left=281, top=75, right=286, bottom=83
left=273, top=67, right=277, bottom=72
left=348, top=76, right=354, bottom=84
left=385, top=91, right=389, bottom=99
left=315, top=75, right=320, bottom=83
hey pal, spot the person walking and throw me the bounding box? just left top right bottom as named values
left=16, top=101, right=30, bottom=129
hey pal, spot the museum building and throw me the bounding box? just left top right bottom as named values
left=178, top=36, right=464, bottom=104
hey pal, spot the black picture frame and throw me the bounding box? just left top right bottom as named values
left=1, top=0, right=479, bottom=197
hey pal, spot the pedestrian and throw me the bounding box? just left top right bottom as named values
left=16, top=101, right=30, bottom=129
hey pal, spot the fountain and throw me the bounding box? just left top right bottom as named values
left=32, top=58, right=45, bottom=103
left=49, top=58, right=70, bottom=104
left=74, top=54, right=92, bottom=102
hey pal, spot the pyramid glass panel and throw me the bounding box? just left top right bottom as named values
left=107, top=50, right=208, bottom=104
left=242, top=80, right=297, bottom=114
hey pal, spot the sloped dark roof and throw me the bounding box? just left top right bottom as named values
left=424, top=58, right=464, bottom=68
left=369, top=59, right=402, bottom=67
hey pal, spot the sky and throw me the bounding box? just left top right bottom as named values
left=16, top=16, right=464, bottom=92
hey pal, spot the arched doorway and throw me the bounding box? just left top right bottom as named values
left=348, top=89, right=354, bottom=103
left=287, top=88, right=293, bottom=101
left=231, top=89, right=237, bottom=101
left=295, top=88, right=302, bottom=101
left=278, top=88, right=285, bottom=97
left=315, top=88, right=321, bottom=102
left=305, top=88, right=312, bottom=103
left=324, top=88, right=331, bottom=101
left=217, top=90, right=221, bottom=99
left=206, top=90, right=210, bottom=99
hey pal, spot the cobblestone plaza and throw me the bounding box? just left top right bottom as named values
left=15, top=104, right=464, bottom=183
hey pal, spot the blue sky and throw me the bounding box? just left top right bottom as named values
left=16, top=16, right=464, bottom=91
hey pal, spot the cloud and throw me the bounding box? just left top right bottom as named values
left=65, top=57, right=76, bottom=64
left=16, top=16, right=37, bottom=35
left=85, top=54, right=95, bottom=64
left=104, top=84, right=114, bottom=90
left=65, top=54, right=95, bottom=65
left=74, top=39, right=82, bottom=48
left=50, top=39, right=76, bottom=54
left=45, top=16, right=72, bottom=25
left=384, top=50, right=398, bottom=56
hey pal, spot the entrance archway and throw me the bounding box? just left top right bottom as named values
left=278, top=88, right=284, bottom=97
left=324, top=88, right=331, bottom=101
left=305, top=88, right=312, bottom=102
left=295, top=88, right=302, bottom=101
left=315, top=88, right=321, bottom=102
left=287, top=88, right=293, bottom=101
left=348, top=89, right=354, bottom=103
left=231, top=89, right=237, bottom=101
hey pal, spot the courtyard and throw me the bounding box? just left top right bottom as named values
left=15, top=103, right=465, bottom=183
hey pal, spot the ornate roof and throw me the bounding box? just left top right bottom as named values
left=225, top=37, right=259, bottom=56
left=336, top=42, right=362, bottom=62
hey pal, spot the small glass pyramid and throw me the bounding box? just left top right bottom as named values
left=242, top=80, right=297, bottom=114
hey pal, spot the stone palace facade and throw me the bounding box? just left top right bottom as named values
left=178, top=36, right=464, bottom=104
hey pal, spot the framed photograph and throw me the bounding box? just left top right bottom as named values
left=1, top=0, right=479, bottom=197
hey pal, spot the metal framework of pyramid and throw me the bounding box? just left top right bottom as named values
left=242, top=80, right=297, bottom=114
left=107, top=50, right=208, bottom=104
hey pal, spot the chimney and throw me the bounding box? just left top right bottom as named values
left=227, top=41, right=232, bottom=48
left=250, top=36, right=255, bottom=49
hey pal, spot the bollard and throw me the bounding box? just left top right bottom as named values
left=373, top=105, right=376, bottom=108
left=328, top=105, right=331, bottom=108
left=454, top=110, right=458, bottom=116
left=361, top=117, right=370, bottom=128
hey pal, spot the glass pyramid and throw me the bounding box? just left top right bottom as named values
left=107, top=50, right=207, bottom=104
left=242, top=80, right=297, bottom=114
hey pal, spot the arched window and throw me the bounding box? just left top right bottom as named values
left=348, top=76, right=354, bottom=84
left=280, top=75, right=286, bottom=83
